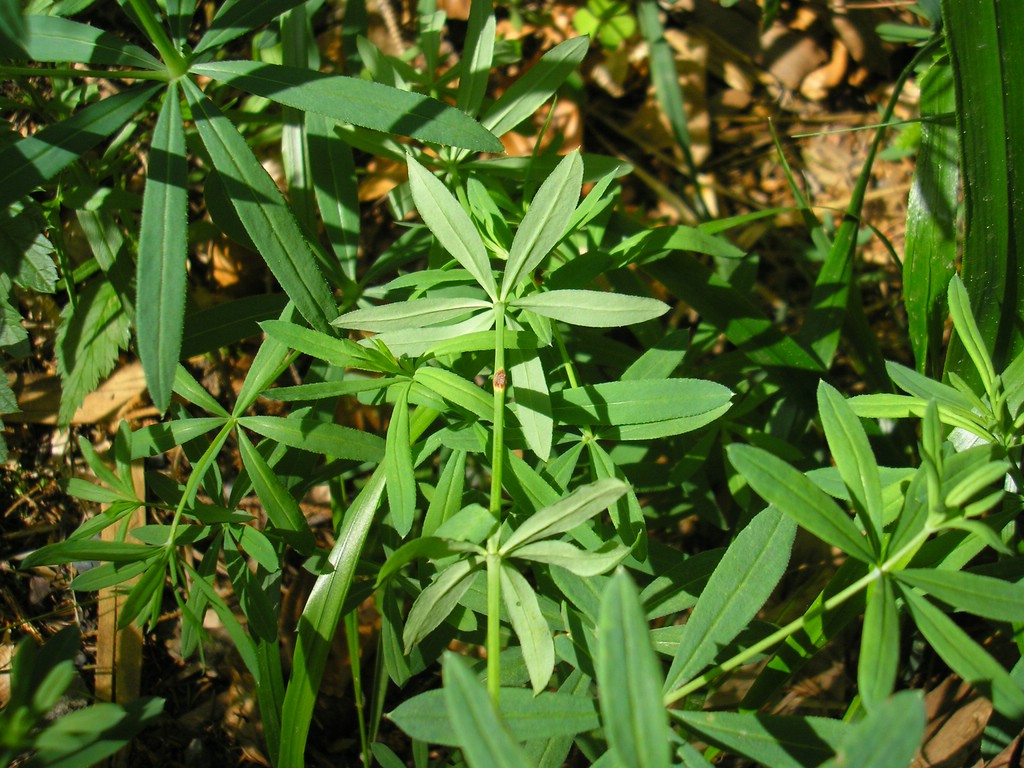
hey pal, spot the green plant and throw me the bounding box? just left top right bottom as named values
left=9, top=0, right=1024, bottom=767
left=0, top=627, right=163, bottom=767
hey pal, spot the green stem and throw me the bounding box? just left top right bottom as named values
left=663, top=526, right=934, bottom=707
left=486, top=303, right=508, bottom=704
left=124, top=0, right=188, bottom=78
left=0, top=65, right=170, bottom=81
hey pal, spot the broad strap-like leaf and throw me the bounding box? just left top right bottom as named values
left=442, top=655, right=534, bottom=768
left=406, top=155, right=498, bottom=297
left=22, top=14, right=162, bottom=68
left=858, top=575, right=899, bottom=711
left=500, top=151, right=583, bottom=299
left=137, top=83, right=188, bottom=413
left=817, top=381, right=884, bottom=550
left=596, top=570, right=671, bottom=768
left=192, top=61, right=503, bottom=153
left=512, top=289, right=668, bottom=327
left=501, top=478, right=627, bottom=553
left=727, top=444, right=877, bottom=564
left=0, top=84, right=160, bottom=208
left=501, top=561, right=555, bottom=694
left=665, top=506, right=796, bottom=691
left=182, top=78, right=337, bottom=334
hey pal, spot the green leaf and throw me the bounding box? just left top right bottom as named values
left=896, top=568, right=1024, bottom=623
left=137, top=83, right=188, bottom=413
left=414, top=367, right=493, bottom=421
left=858, top=575, right=899, bottom=711
left=903, top=55, right=958, bottom=376
left=665, top=506, right=796, bottom=691
left=334, top=297, right=491, bottom=333
left=500, top=561, right=555, bottom=694
left=900, top=585, right=1024, bottom=720
left=442, top=655, right=534, bottom=768
left=501, top=151, right=583, bottom=300
left=670, top=710, right=846, bottom=768
left=509, top=347, right=552, bottom=462
left=22, top=14, right=162, bottom=68
left=0, top=84, right=160, bottom=209
left=236, top=429, right=314, bottom=548
left=193, top=0, right=307, bottom=54
left=455, top=3, right=495, bottom=116
left=406, top=155, right=498, bottom=298
left=479, top=36, right=589, bottom=139
left=239, top=415, right=384, bottom=463
left=817, top=381, right=883, bottom=550
left=260, top=319, right=385, bottom=371
left=182, top=78, right=337, bottom=334
left=512, top=289, right=668, bottom=327
left=501, top=478, right=627, bottom=552
left=192, top=61, right=503, bottom=153
left=234, top=524, right=278, bottom=572
left=404, top=559, right=482, bottom=651
left=596, top=569, right=671, bottom=768
left=388, top=686, right=600, bottom=746
left=552, top=378, right=731, bottom=427
left=511, top=538, right=630, bottom=577
left=55, top=280, right=131, bottom=426
left=947, top=274, right=998, bottom=393
left=727, top=444, right=877, bottom=564
left=385, top=383, right=416, bottom=537
left=819, top=691, right=925, bottom=768
left=307, top=113, right=359, bottom=277
left=0, top=201, right=58, bottom=294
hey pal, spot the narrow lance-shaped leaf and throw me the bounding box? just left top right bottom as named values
left=501, top=151, right=583, bottom=300
left=182, top=78, right=337, bottom=334
left=819, top=690, right=925, bottom=768
left=665, top=506, right=796, bottom=691
left=727, top=444, right=877, bottom=564
left=385, top=383, right=416, bottom=537
left=509, top=346, right=552, bottom=462
left=895, top=568, right=1024, bottom=624
left=238, top=415, right=384, bottom=463
left=501, top=478, right=627, bottom=552
left=947, top=274, right=998, bottom=394
left=307, top=113, right=359, bottom=278
left=501, top=561, right=555, bottom=694
left=455, top=3, right=495, bottom=116
left=194, top=0, right=309, bottom=54
left=406, top=155, right=498, bottom=298
left=137, top=82, right=188, bottom=413
left=333, top=296, right=491, bottom=333
left=0, top=84, right=160, bottom=208
left=22, top=14, right=162, bottom=68
left=403, top=559, right=481, bottom=651
left=858, top=574, right=899, bottom=711
left=442, top=655, right=534, bottom=768
left=235, top=429, right=314, bottom=550
left=552, top=378, right=731, bottom=427
left=512, top=290, right=668, bottom=327
left=192, top=61, right=503, bottom=153
left=596, top=570, right=671, bottom=768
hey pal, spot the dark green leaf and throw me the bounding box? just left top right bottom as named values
left=896, top=568, right=1024, bottom=623
left=858, top=575, right=899, bottom=711
left=239, top=415, right=384, bottom=462
left=22, top=14, right=161, bottom=67
left=819, top=691, right=925, bottom=768
left=194, top=0, right=307, bottom=54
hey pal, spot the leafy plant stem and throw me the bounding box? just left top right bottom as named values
left=124, top=0, right=188, bottom=78
left=0, top=65, right=170, bottom=81
left=663, top=526, right=933, bottom=706
left=486, top=302, right=508, bottom=704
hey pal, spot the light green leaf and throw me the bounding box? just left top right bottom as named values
left=670, top=710, right=846, bottom=768
left=858, top=575, right=899, bottom=711
left=239, top=415, right=384, bottom=462
left=236, top=429, right=314, bottom=549
left=480, top=36, right=589, bottom=139
left=665, top=506, right=796, bottom=691
left=388, top=685, right=600, bottom=746
left=501, top=478, right=627, bottom=552
left=404, top=559, right=481, bottom=651
left=235, top=525, right=278, bottom=572
left=23, top=14, right=162, bottom=68
left=0, top=84, right=160, bottom=209
left=596, top=569, right=671, bottom=768
left=727, top=444, right=877, bottom=564
left=442, top=655, right=534, bottom=768
left=819, top=690, right=925, bottom=768
left=511, top=539, right=630, bottom=577
left=183, top=78, right=337, bottom=334
left=455, top=3, right=495, bottom=116
left=137, top=83, right=188, bottom=414
left=501, top=151, right=583, bottom=299
left=334, top=296, right=491, bottom=333
left=947, top=274, right=998, bottom=394
left=817, top=381, right=884, bottom=549
left=406, top=155, right=498, bottom=297
left=552, top=378, right=731, bottom=427
left=509, top=347, right=552, bottom=461
left=512, top=289, right=668, bottom=327
left=901, top=585, right=1024, bottom=720
left=896, top=568, right=1024, bottom=623
left=414, top=367, right=493, bottom=421
left=260, top=319, right=385, bottom=371
left=192, top=61, right=503, bottom=153
left=22, top=539, right=157, bottom=569
left=501, top=561, right=555, bottom=694
left=385, top=383, right=416, bottom=537
left=307, top=113, right=359, bottom=277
